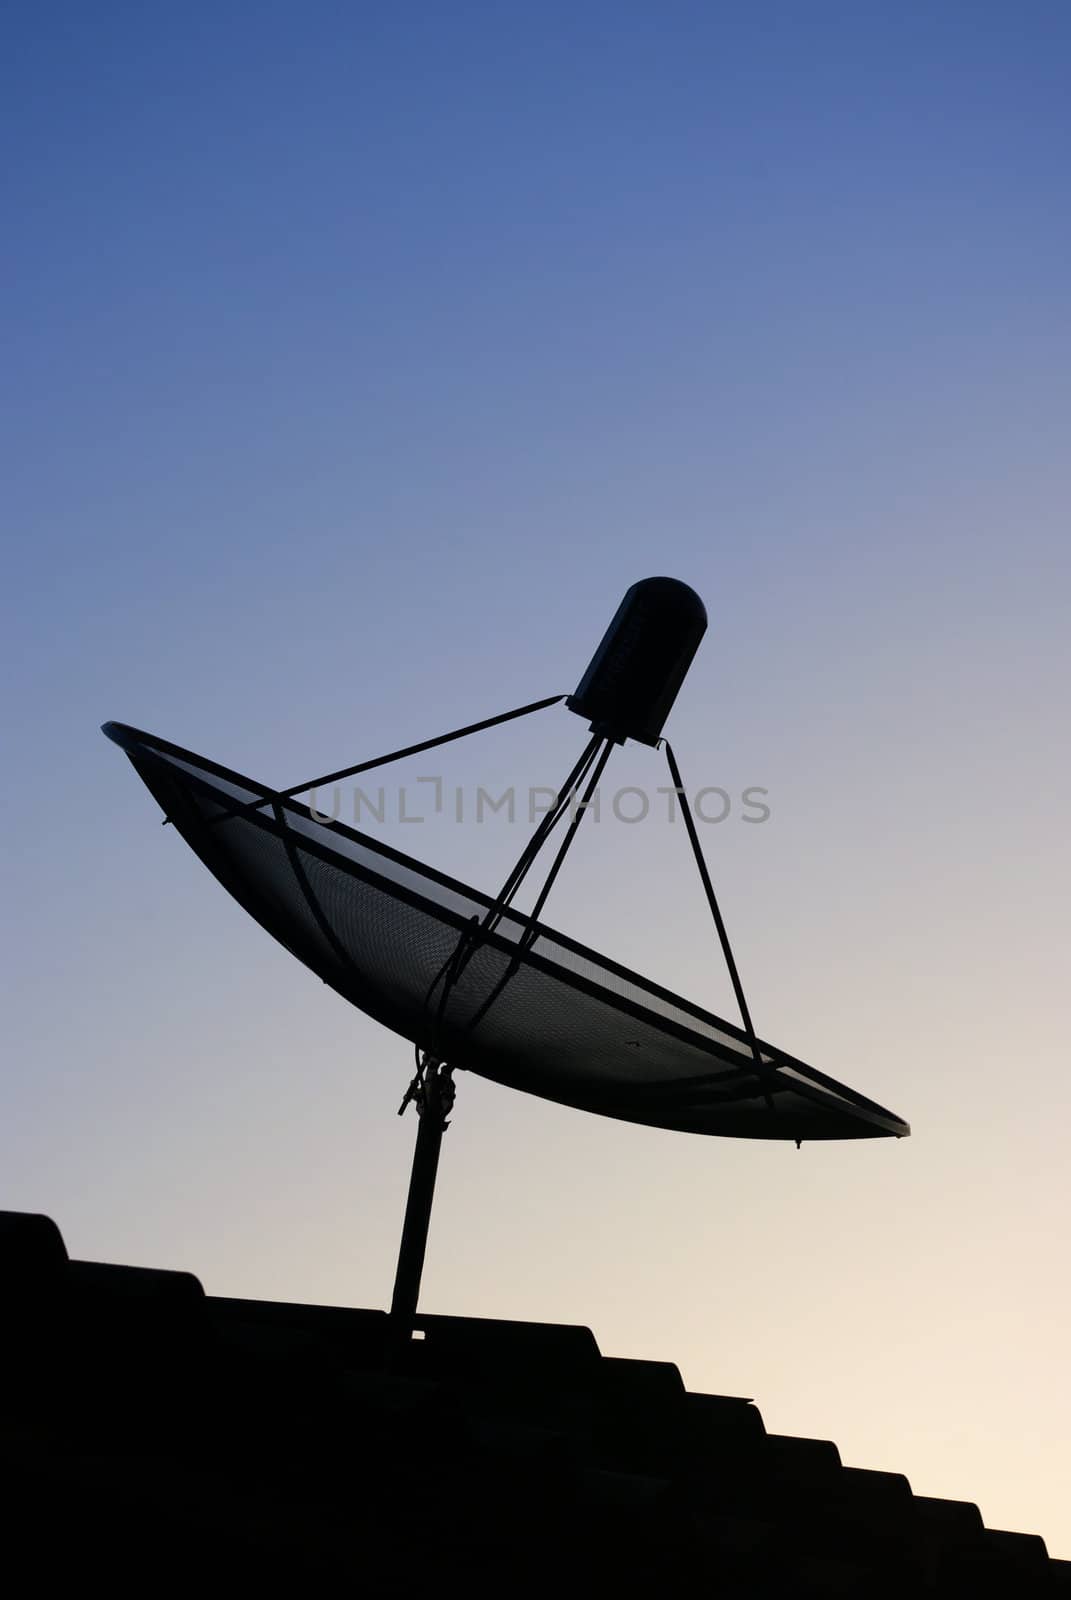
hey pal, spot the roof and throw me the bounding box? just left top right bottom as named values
left=2, top=1209, right=1064, bottom=1594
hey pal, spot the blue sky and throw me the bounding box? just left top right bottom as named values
left=4, top=2, right=1070, bottom=1554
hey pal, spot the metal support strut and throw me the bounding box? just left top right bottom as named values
left=388, top=728, right=616, bottom=1332
left=662, top=739, right=774, bottom=1114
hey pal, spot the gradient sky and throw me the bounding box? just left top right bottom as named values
left=4, top=1, right=1070, bottom=1556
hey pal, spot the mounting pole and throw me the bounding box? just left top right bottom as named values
left=390, top=1059, right=454, bottom=1334
left=387, top=733, right=609, bottom=1331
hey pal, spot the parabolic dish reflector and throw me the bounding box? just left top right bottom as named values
left=103, top=723, right=909, bottom=1142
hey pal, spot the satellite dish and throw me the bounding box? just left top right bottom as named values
left=103, top=577, right=908, bottom=1330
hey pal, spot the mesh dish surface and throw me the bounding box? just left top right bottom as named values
left=103, top=723, right=909, bottom=1142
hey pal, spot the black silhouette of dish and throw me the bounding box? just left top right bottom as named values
left=103, top=722, right=909, bottom=1143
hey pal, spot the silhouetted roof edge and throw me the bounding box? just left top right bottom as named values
left=1, top=1210, right=1063, bottom=1594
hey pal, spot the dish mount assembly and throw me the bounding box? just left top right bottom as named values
left=104, top=578, right=908, bottom=1338
left=391, top=579, right=719, bottom=1330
